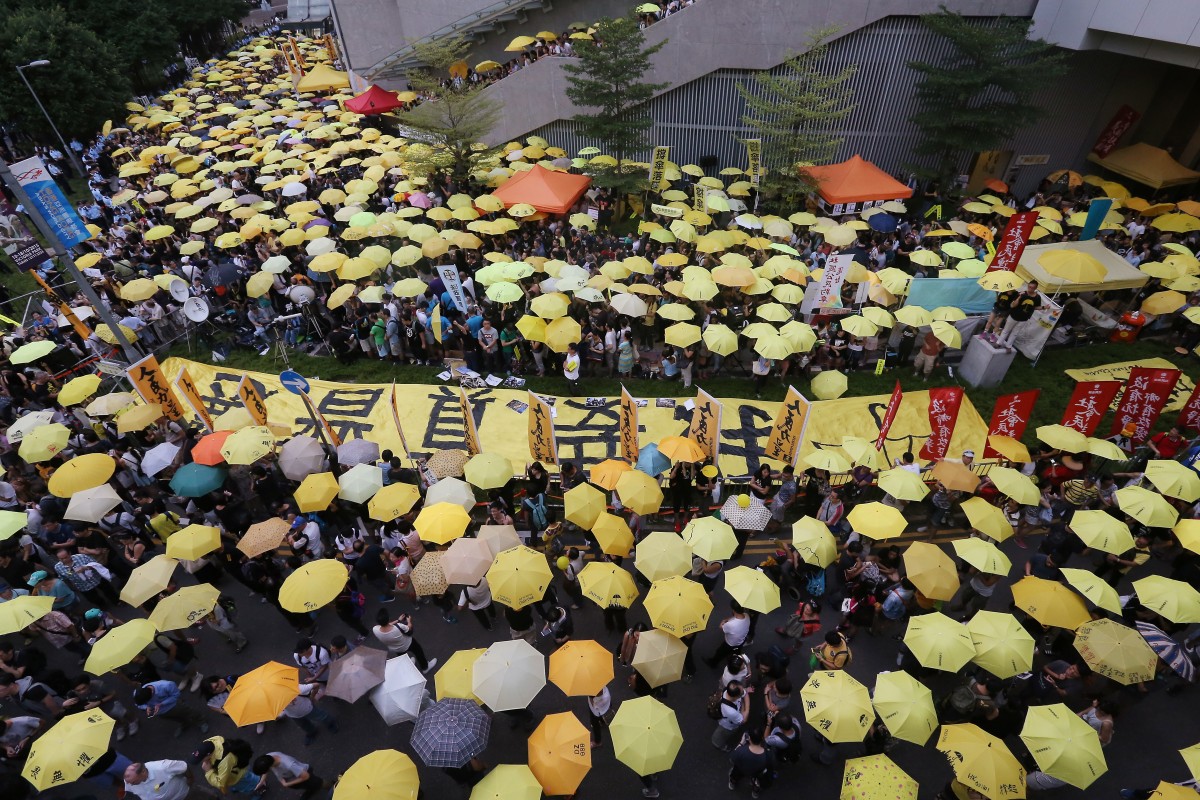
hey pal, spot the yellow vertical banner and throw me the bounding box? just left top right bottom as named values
left=390, top=382, right=410, bottom=458
left=126, top=354, right=184, bottom=420
left=744, top=138, right=762, bottom=187
left=763, top=386, right=810, bottom=466
left=173, top=366, right=214, bottom=431
left=527, top=391, right=557, bottom=464
left=620, top=385, right=639, bottom=464
left=692, top=183, right=706, bottom=212
left=324, top=34, right=338, bottom=63
left=237, top=375, right=270, bottom=427
left=288, top=36, right=306, bottom=70
left=31, top=272, right=92, bottom=341
left=688, top=388, right=722, bottom=463
left=459, top=387, right=481, bottom=456
left=649, top=146, right=670, bottom=190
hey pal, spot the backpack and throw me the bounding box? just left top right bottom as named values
left=349, top=589, right=366, bottom=618
left=706, top=692, right=727, bottom=720
left=806, top=569, right=826, bottom=598
left=217, top=595, right=238, bottom=621
left=529, top=493, right=548, bottom=530
left=767, top=645, right=791, bottom=671
left=942, top=684, right=980, bottom=721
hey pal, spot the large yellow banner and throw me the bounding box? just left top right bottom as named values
left=162, top=359, right=990, bottom=476
left=1065, top=358, right=1195, bottom=412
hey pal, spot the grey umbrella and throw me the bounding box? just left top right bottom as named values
left=325, top=647, right=388, bottom=703
left=410, top=698, right=491, bottom=768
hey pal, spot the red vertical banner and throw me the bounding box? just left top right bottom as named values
left=1091, top=105, right=1140, bottom=158
left=876, top=381, right=903, bottom=450
left=1060, top=381, right=1123, bottom=435
left=982, top=390, right=1040, bottom=458
left=919, top=387, right=964, bottom=460
left=986, top=211, right=1040, bottom=272
left=1110, top=367, right=1182, bottom=441
left=1178, top=384, right=1200, bottom=432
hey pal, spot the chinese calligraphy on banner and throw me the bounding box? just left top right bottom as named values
left=744, top=138, right=762, bottom=186
left=986, top=211, right=1040, bottom=272
left=11, top=156, right=91, bottom=250
left=982, top=390, right=1039, bottom=459
left=763, top=386, right=810, bottom=465
left=527, top=391, right=558, bottom=464
left=1091, top=105, right=1140, bottom=158
left=619, top=386, right=639, bottom=464
left=649, top=146, right=670, bottom=189
left=813, top=253, right=852, bottom=309
left=173, top=366, right=214, bottom=431
left=459, top=387, right=482, bottom=456
left=1110, top=367, right=1181, bottom=441
left=876, top=381, right=903, bottom=450
left=1178, top=384, right=1200, bottom=432
left=238, top=375, right=270, bottom=426
left=919, top=387, right=964, bottom=460
left=126, top=354, right=184, bottom=420
left=689, top=388, right=722, bottom=462
left=1060, top=381, right=1122, bottom=435
left=0, top=199, right=50, bottom=270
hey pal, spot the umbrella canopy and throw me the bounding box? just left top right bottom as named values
left=792, top=516, right=839, bottom=567
left=473, top=639, right=545, bottom=711
left=1012, top=576, right=1091, bottom=630
left=295, top=472, right=340, bottom=513
left=370, top=654, right=427, bottom=725
left=987, top=467, right=1040, bottom=505
left=577, top=561, right=639, bottom=609
left=936, top=723, right=1027, bottom=800
left=487, top=545, right=552, bottom=609
left=148, top=583, right=220, bottom=631
left=469, top=764, right=541, bottom=800
left=427, top=477, right=476, bottom=511
left=872, top=671, right=937, bottom=746
left=657, top=436, right=706, bottom=463
left=878, top=467, right=930, bottom=502
left=20, top=423, right=69, bottom=462
left=960, top=496, right=1014, bottom=542
left=85, top=619, right=158, bottom=675
left=226, top=661, right=301, bottom=726
left=427, top=448, right=470, bottom=479
left=952, top=537, right=1012, bottom=576
left=56, top=374, right=102, bottom=407
left=339, top=462, right=384, bottom=504
left=1061, top=567, right=1122, bottom=614
left=0, top=594, right=53, bottom=636
left=22, top=709, right=115, bottom=790
left=616, top=470, right=664, bottom=515
left=169, top=463, right=227, bottom=497
left=435, top=648, right=486, bottom=703
left=1069, top=510, right=1134, bottom=554
left=64, top=484, right=123, bottom=524
left=1132, top=575, right=1200, bottom=623
left=279, top=558, right=348, bottom=612
left=634, top=530, right=693, bottom=582
left=564, top=482, right=607, bottom=529
left=801, top=670, right=874, bottom=743
left=591, top=459, right=633, bottom=490
left=723, top=565, right=781, bottom=613
left=630, top=629, right=687, bottom=688
left=682, top=516, right=738, bottom=561
left=192, top=430, right=232, bottom=465
left=1074, top=618, right=1158, bottom=684
left=1136, top=620, right=1197, bottom=682
left=718, top=495, right=772, bottom=531
left=610, top=696, right=684, bottom=775
left=644, top=575, right=713, bottom=636
left=280, top=435, right=327, bottom=480
left=411, top=698, right=491, bottom=768
left=987, top=435, right=1031, bottom=463
left=141, top=442, right=181, bottom=476
left=528, top=712, right=591, bottom=796
left=1116, top=485, right=1179, bottom=528
left=238, top=517, right=290, bottom=557
left=48, top=453, right=116, bottom=498
left=549, top=639, right=614, bottom=696
left=591, top=512, right=635, bottom=556
left=326, top=646, right=388, bottom=703
left=847, top=502, right=908, bottom=540
left=442, top=537, right=494, bottom=585
left=220, top=425, right=274, bottom=465
left=478, top=524, right=522, bottom=556
left=840, top=755, right=918, bottom=800
left=931, top=459, right=979, bottom=493
left=902, top=542, right=959, bottom=601
left=120, top=554, right=180, bottom=607
left=334, top=750, right=419, bottom=800
left=635, top=443, right=672, bottom=476
left=465, top=453, right=514, bottom=489
left=414, top=502, right=472, bottom=545
left=411, top=552, right=449, bottom=597
left=338, top=437, right=380, bottom=466
left=1145, top=459, right=1200, bottom=502
left=1020, top=704, right=1108, bottom=789
left=903, top=612, right=976, bottom=672
left=967, top=611, right=1035, bottom=678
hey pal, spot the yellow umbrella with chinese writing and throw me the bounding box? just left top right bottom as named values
left=280, top=559, right=349, bottom=613
left=1073, top=618, right=1157, bottom=684
left=369, top=482, right=422, bottom=522
left=1069, top=510, right=1134, bottom=554
left=0, top=594, right=53, bottom=636
left=1061, top=568, right=1122, bottom=614
left=22, top=709, right=115, bottom=790
left=487, top=546, right=553, bottom=609
left=936, top=724, right=1026, bottom=800
left=1132, top=575, right=1200, bottom=623
left=644, top=575, right=712, bottom=636
left=577, top=561, right=639, bottom=609
left=148, top=583, right=221, bottom=631
left=840, top=755, right=918, bottom=800
left=801, top=670, right=874, bottom=743
left=1020, top=704, right=1107, bottom=789
left=967, top=611, right=1035, bottom=678
left=528, top=712, right=591, bottom=796
left=1116, top=486, right=1179, bottom=528
left=220, top=425, right=275, bottom=465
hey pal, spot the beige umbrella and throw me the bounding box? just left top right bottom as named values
left=238, top=517, right=290, bottom=557
left=478, top=525, right=521, bottom=556
left=442, top=538, right=494, bottom=585
left=472, top=639, right=546, bottom=711
left=630, top=629, right=687, bottom=688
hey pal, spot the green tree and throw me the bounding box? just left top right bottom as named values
left=738, top=27, right=856, bottom=212
left=908, top=7, right=1067, bottom=194
left=562, top=15, right=667, bottom=198
left=401, top=36, right=501, bottom=184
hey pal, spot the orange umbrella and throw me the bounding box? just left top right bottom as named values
left=192, top=431, right=232, bottom=466
left=528, top=712, right=591, bottom=796
left=224, top=661, right=300, bottom=726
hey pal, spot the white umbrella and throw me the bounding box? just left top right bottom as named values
left=281, top=182, right=308, bottom=197
left=442, top=538, right=494, bottom=585
left=337, top=438, right=380, bottom=467
left=279, top=436, right=327, bottom=481
left=426, top=477, right=476, bottom=512
left=65, top=485, right=123, bottom=523
left=472, top=639, right=545, bottom=712
left=141, top=442, right=181, bottom=476
left=8, top=411, right=55, bottom=443
left=339, top=462, right=384, bottom=504
left=370, top=654, right=428, bottom=725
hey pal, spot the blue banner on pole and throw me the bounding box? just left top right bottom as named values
left=11, top=156, right=90, bottom=250
left=1079, top=197, right=1114, bottom=242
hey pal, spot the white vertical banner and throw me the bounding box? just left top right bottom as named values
left=813, top=253, right=852, bottom=309
left=436, top=264, right=469, bottom=313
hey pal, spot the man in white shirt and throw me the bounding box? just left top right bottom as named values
left=705, top=601, right=751, bottom=667
left=124, top=759, right=192, bottom=800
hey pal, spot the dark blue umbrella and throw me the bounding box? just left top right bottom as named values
left=868, top=213, right=898, bottom=233
left=410, top=698, right=491, bottom=768
left=170, top=463, right=227, bottom=497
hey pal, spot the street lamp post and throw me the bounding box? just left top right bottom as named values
left=15, top=60, right=85, bottom=178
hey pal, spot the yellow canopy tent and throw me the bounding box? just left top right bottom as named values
left=1086, top=143, right=1200, bottom=191
left=1015, top=240, right=1149, bottom=294
left=296, top=64, right=350, bottom=93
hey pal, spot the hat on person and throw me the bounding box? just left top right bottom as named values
left=962, top=450, right=975, bottom=458
left=27, top=571, right=49, bottom=586
left=1121, top=423, right=1136, bottom=436
left=84, top=608, right=104, bottom=620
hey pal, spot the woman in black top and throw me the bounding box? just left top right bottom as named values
left=669, top=461, right=694, bottom=532
left=748, top=464, right=773, bottom=502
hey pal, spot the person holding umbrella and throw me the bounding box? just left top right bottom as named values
left=252, top=753, right=326, bottom=800
left=371, top=609, right=436, bottom=673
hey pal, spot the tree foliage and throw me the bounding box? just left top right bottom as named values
left=401, top=36, right=501, bottom=184
left=738, top=26, right=856, bottom=212
left=908, top=7, right=1067, bottom=192
left=563, top=15, right=668, bottom=197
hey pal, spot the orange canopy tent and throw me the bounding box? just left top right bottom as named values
left=345, top=85, right=406, bottom=115
left=804, top=155, right=914, bottom=212
left=493, top=165, right=592, bottom=214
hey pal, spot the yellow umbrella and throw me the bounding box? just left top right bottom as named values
left=22, top=709, right=115, bottom=790
left=1073, top=618, right=1158, bottom=684
left=473, top=639, right=546, bottom=712
left=0, top=594, right=54, bottom=635
left=470, top=764, right=541, bottom=800
left=987, top=435, right=1031, bottom=463
left=878, top=467, right=930, bottom=502
left=415, top=502, right=472, bottom=545
left=1060, top=567, right=1122, bottom=614
left=165, top=524, right=222, bottom=561
left=634, top=530, right=693, bottom=582
left=334, top=750, right=419, bottom=800
left=546, top=317, right=582, bottom=352
left=1145, top=459, right=1200, bottom=502
left=548, top=639, right=614, bottom=696
left=295, top=472, right=340, bottom=513
left=487, top=546, right=553, bottom=609
left=657, top=435, right=707, bottom=463
left=9, top=339, right=56, bottom=365
left=610, top=696, right=684, bottom=776
left=19, top=423, right=70, bottom=462
left=936, top=723, right=1026, bottom=800
left=805, top=449, right=852, bottom=473
left=57, top=374, right=102, bottom=406
left=644, top=574, right=713, bottom=635
left=1145, top=783, right=1197, bottom=800
left=528, top=712, right=591, bottom=796
left=1116, top=486, right=1179, bottom=528
left=120, top=278, right=160, bottom=301
left=577, top=561, right=639, bottom=609
left=682, top=516, right=737, bottom=561
left=1020, top=704, right=1108, bottom=789
left=902, top=542, right=959, bottom=601
left=800, top=670, right=874, bottom=743
left=1038, top=249, right=1107, bottom=283
left=840, top=755, right=918, bottom=800
left=847, top=502, right=907, bottom=540
left=960, top=496, right=1013, bottom=542
left=220, top=425, right=275, bottom=465
left=895, top=305, right=933, bottom=326
left=1177, top=518, right=1200, bottom=555
left=630, top=629, right=687, bottom=688
left=464, top=453, right=514, bottom=490
left=119, top=554, right=179, bottom=607
left=967, top=610, right=1035, bottom=678
left=1012, top=576, right=1090, bottom=629
left=225, top=661, right=300, bottom=726
left=723, top=565, right=780, bottom=613
left=116, top=403, right=165, bottom=434
left=1141, top=290, right=1187, bottom=315
left=931, top=459, right=979, bottom=493
left=615, top=470, right=664, bottom=516
left=368, top=482, right=422, bottom=522
left=811, top=370, right=848, bottom=400
left=47, top=453, right=116, bottom=497
left=591, top=513, right=634, bottom=556
left=903, top=612, right=976, bottom=672
left=1132, top=575, right=1200, bottom=623
left=703, top=324, right=738, bottom=356
left=1036, top=423, right=1088, bottom=452
left=792, top=516, right=838, bottom=567
left=280, top=559, right=349, bottom=612
left=85, top=619, right=158, bottom=675
left=1180, top=743, right=1200, bottom=781
left=564, top=482, right=606, bottom=529
left=85, top=392, right=138, bottom=416
left=872, top=671, right=937, bottom=746
left=987, top=467, right=1040, bottom=505
left=1069, top=510, right=1133, bottom=554
left=148, top=583, right=221, bottom=631
left=435, top=648, right=485, bottom=703
left=238, top=517, right=290, bottom=557
left=592, top=459, right=633, bottom=490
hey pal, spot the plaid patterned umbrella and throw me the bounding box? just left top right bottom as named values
left=410, top=698, right=491, bottom=767
left=719, top=496, right=771, bottom=531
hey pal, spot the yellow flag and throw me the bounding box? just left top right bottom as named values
left=237, top=375, right=269, bottom=427
left=459, top=387, right=481, bottom=456
left=527, top=391, right=557, bottom=464
left=126, top=354, right=184, bottom=420
left=173, top=366, right=214, bottom=431
left=688, top=388, right=722, bottom=462
left=763, top=386, right=810, bottom=466
left=620, top=385, right=639, bottom=464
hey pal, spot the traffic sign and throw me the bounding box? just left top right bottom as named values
left=280, top=370, right=310, bottom=395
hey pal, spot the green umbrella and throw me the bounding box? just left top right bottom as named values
left=169, top=463, right=228, bottom=497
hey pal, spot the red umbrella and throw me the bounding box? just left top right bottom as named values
left=192, top=431, right=232, bottom=466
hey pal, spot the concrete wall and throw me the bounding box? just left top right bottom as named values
left=336, top=0, right=502, bottom=73
left=465, top=0, right=633, bottom=69
left=1033, top=0, right=1200, bottom=68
